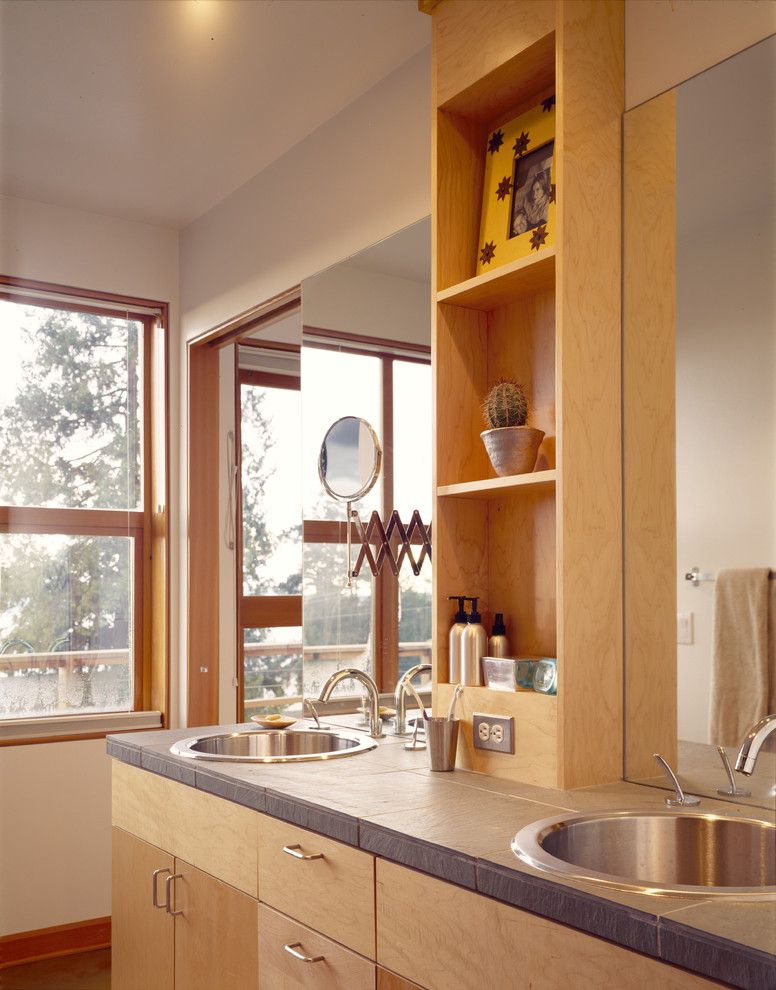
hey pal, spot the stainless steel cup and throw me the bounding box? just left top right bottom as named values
left=424, top=716, right=459, bottom=771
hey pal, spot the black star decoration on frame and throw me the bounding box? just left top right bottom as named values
left=496, top=176, right=512, bottom=201
left=530, top=225, right=548, bottom=252
left=480, top=241, right=496, bottom=265
left=549, top=183, right=556, bottom=203
left=488, top=129, right=504, bottom=155
left=542, top=95, right=556, bottom=113
left=513, top=131, right=530, bottom=157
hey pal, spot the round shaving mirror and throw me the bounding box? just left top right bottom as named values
left=318, top=416, right=382, bottom=503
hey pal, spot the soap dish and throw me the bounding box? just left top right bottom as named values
left=250, top=714, right=296, bottom=729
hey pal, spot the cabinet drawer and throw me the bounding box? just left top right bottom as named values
left=258, top=816, right=375, bottom=958
left=259, top=904, right=374, bottom=990
left=376, top=860, right=724, bottom=990
left=112, top=760, right=259, bottom=897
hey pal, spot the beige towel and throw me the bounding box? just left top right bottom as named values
left=710, top=568, right=774, bottom=748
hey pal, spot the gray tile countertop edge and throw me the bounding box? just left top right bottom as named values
left=107, top=737, right=773, bottom=990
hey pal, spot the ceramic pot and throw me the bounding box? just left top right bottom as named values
left=480, top=426, right=545, bottom=476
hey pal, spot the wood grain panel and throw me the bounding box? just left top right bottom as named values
left=437, top=470, right=555, bottom=500
left=437, top=249, right=555, bottom=310
left=376, top=860, right=724, bottom=990
left=174, top=859, right=258, bottom=990
left=433, top=0, right=555, bottom=107
left=111, top=828, right=173, bottom=990
left=111, top=760, right=259, bottom=897
left=623, top=91, right=678, bottom=778
left=434, top=682, right=557, bottom=785
left=378, top=969, right=424, bottom=990
left=0, top=917, right=112, bottom=970
left=187, top=342, right=220, bottom=726
left=555, top=0, right=624, bottom=789
left=436, top=110, right=486, bottom=289
left=258, top=816, right=375, bottom=959
left=259, top=905, right=374, bottom=990
left=241, top=595, right=302, bottom=628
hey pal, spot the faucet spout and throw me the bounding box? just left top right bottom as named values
left=393, top=663, right=431, bottom=736
left=734, top=714, right=776, bottom=776
left=318, top=667, right=383, bottom=739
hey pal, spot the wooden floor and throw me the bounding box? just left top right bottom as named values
left=1, top=948, right=111, bottom=990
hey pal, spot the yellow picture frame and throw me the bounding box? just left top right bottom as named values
left=476, top=97, right=556, bottom=275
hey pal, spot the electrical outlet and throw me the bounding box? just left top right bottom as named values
left=677, top=612, right=694, bottom=645
left=472, top=713, right=514, bottom=754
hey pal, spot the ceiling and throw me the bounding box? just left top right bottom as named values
left=0, top=0, right=429, bottom=230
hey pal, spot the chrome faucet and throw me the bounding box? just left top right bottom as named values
left=393, top=663, right=431, bottom=736
left=318, top=667, right=383, bottom=739
left=653, top=753, right=700, bottom=807
left=734, top=714, right=776, bottom=776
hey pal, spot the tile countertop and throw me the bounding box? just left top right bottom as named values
left=107, top=723, right=776, bottom=990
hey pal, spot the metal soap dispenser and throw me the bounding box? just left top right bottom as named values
left=460, top=597, right=487, bottom=686
left=447, top=596, right=468, bottom=684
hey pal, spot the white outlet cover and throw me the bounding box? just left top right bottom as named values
left=677, top=612, right=694, bottom=645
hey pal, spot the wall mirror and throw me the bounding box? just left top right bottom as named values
left=623, top=36, right=775, bottom=809
left=300, top=218, right=432, bottom=705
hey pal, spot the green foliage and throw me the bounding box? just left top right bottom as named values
left=482, top=379, right=528, bottom=429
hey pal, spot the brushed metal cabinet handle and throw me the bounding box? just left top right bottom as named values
left=151, top=867, right=171, bottom=909
left=165, top=873, right=184, bottom=916
left=282, top=843, right=324, bottom=861
left=284, top=941, right=324, bottom=963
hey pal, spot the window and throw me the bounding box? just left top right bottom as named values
left=301, top=338, right=432, bottom=693
left=0, top=279, right=167, bottom=725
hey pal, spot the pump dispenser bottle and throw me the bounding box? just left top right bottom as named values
left=447, top=596, right=468, bottom=684
left=488, top=613, right=510, bottom=658
left=460, top=597, right=487, bottom=686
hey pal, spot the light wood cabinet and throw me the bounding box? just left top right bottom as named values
left=112, top=827, right=174, bottom=990
left=428, top=0, right=625, bottom=790
left=259, top=904, right=374, bottom=989
left=376, top=859, right=723, bottom=990
left=258, top=815, right=376, bottom=959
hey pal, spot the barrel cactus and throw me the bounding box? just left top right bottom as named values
left=482, top=380, right=528, bottom=429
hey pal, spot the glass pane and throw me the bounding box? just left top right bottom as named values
left=0, top=534, right=134, bottom=719
left=241, top=383, right=302, bottom=596
left=302, top=542, right=373, bottom=698
left=398, top=568, right=432, bottom=680
left=0, top=299, right=143, bottom=510
left=393, top=361, right=432, bottom=520
left=302, top=347, right=382, bottom=520
left=243, top=626, right=302, bottom=720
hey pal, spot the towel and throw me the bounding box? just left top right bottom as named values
left=710, top=568, right=775, bottom=748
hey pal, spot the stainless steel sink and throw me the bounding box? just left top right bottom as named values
left=512, top=810, right=776, bottom=897
left=170, top=728, right=377, bottom=763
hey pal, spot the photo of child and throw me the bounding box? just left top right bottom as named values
left=509, top=141, right=554, bottom=238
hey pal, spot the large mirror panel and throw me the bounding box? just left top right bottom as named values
left=301, top=219, right=432, bottom=704
left=624, top=37, right=775, bottom=808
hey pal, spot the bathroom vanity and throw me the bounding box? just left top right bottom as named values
left=108, top=729, right=774, bottom=990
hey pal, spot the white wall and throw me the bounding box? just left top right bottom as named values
left=303, top=264, right=430, bottom=347
left=0, top=194, right=179, bottom=936
left=625, top=0, right=776, bottom=110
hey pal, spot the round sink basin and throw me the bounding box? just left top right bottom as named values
left=170, top=729, right=377, bottom=763
left=512, top=810, right=776, bottom=897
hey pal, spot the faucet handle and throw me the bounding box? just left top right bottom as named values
left=715, top=746, right=751, bottom=797
left=653, top=753, right=700, bottom=807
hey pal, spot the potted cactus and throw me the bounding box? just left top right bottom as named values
left=481, top=380, right=545, bottom=476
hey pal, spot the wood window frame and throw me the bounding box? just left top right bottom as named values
left=0, top=276, right=170, bottom=742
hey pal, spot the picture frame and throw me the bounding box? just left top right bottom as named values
left=476, top=96, right=556, bottom=275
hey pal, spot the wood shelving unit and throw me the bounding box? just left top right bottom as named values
left=426, top=0, right=624, bottom=790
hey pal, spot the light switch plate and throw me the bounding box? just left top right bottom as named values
left=472, top=713, right=514, bottom=754
left=677, top=612, right=694, bottom=645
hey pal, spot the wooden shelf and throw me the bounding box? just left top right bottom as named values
left=438, top=469, right=556, bottom=500
left=437, top=249, right=555, bottom=311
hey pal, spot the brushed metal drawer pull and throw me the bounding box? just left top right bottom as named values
left=165, top=873, right=184, bottom=916
left=151, top=867, right=171, bottom=909
left=282, top=843, right=324, bottom=861
left=284, top=941, right=324, bottom=963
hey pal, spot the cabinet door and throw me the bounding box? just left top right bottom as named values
left=112, top=826, right=174, bottom=990
left=172, top=857, right=258, bottom=990
left=377, top=968, right=424, bottom=990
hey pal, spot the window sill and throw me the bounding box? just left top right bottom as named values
left=0, top=710, right=163, bottom=746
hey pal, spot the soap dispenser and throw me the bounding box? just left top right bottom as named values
left=488, top=613, right=510, bottom=658
left=460, top=597, right=487, bottom=686
left=447, top=596, right=468, bottom=684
